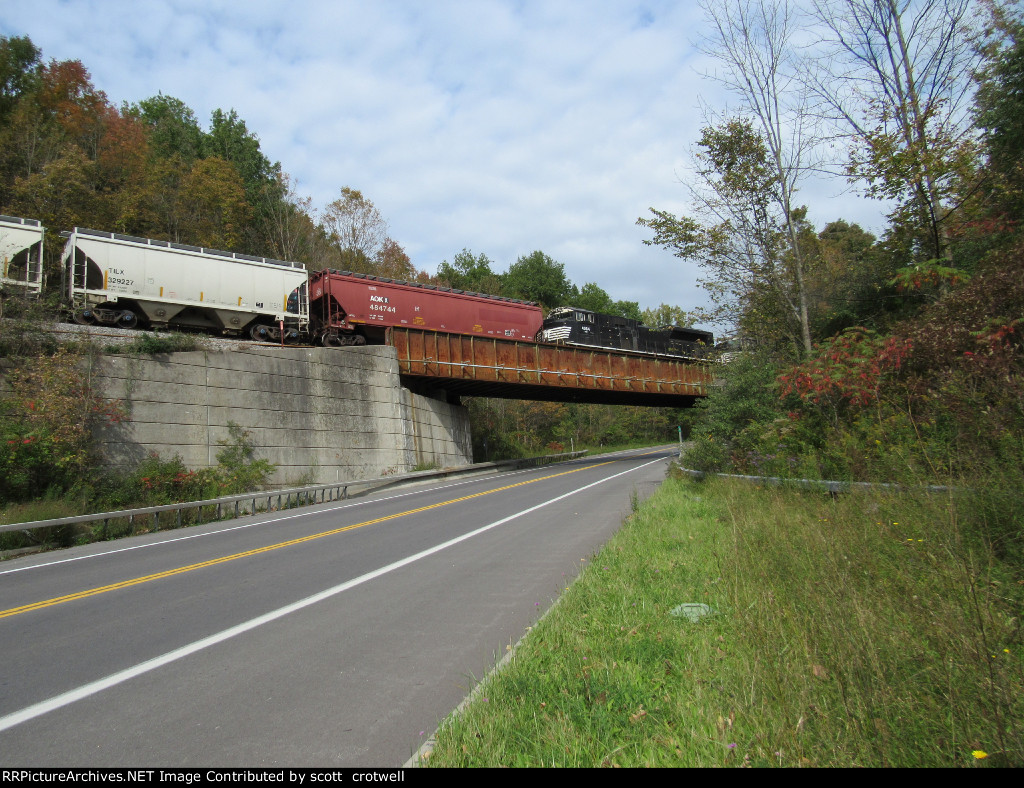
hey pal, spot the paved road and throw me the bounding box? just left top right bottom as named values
left=0, top=447, right=676, bottom=766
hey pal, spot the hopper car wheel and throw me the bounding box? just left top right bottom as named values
left=73, top=310, right=95, bottom=325
left=118, top=311, right=138, bottom=329
left=320, top=333, right=340, bottom=347
left=250, top=324, right=272, bottom=341
left=352, top=335, right=366, bottom=346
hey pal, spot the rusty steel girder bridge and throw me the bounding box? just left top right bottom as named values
left=387, top=327, right=712, bottom=407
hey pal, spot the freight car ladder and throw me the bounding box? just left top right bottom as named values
left=65, top=236, right=102, bottom=315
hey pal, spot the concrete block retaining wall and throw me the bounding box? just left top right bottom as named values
left=87, top=345, right=472, bottom=485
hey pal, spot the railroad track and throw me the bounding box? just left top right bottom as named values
left=45, top=322, right=320, bottom=351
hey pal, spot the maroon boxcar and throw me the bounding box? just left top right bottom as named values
left=308, top=269, right=544, bottom=346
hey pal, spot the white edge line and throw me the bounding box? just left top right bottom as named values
left=0, top=457, right=664, bottom=734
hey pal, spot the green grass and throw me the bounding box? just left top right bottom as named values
left=424, top=471, right=1023, bottom=767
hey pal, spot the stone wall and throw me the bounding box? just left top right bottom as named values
left=87, top=345, right=472, bottom=485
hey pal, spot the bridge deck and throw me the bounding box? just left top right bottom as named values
left=387, top=327, right=712, bottom=407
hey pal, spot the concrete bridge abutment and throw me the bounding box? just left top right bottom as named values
left=88, top=345, right=472, bottom=486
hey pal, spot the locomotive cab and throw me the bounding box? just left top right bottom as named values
left=537, top=307, right=596, bottom=344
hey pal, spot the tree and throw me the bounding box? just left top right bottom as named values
left=436, top=248, right=501, bottom=293
left=974, top=2, right=1024, bottom=235
left=613, top=300, right=643, bottom=321
left=320, top=187, right=389, bottom=270
left=35, top=59, right=110, bottom=161
left=0, top=57, right=108, bottom=184
left=251, top=171, right=330, bottom=265
left=375, top=238, right=417, bottom=280
left=8, top=146, right=98, bottom=234
left=502, top=250, right=574, bottom=308
left=124, top=93, right=204, bottom=162
left=177, top=156, right=252, bottom=249
left=574, top=282, right=615, bottom=313
left=642, top=303, right=699, bottom=328
left=639, top=119, right=812, bottom=357
left=680, top=0, right=819, bottom=354
left=94, top=109, right=151, bottom=232
left=203, top=108, right=280, bottom=203
left=808, top=220, right=897, bottom=335
left=0, top=35, right=41, bottom=122
left=810, top=0, right=982, bottom=264
left=144, top=154, right=191, bottom=242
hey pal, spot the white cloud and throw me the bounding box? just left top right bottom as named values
left=2, top=0, right=887, bottom=329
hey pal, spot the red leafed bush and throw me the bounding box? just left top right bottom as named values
left=777, top=327, right=913, bottom=411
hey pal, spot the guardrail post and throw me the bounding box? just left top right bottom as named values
left=176, top=508, right=182, bottom=528
left=152, top=512, right=159, bottom=532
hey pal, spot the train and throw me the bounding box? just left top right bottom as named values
left=4, top=218, right=712, bottom=358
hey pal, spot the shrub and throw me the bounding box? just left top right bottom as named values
left=682, top=349, right=784, bottom=473
left=213, top=422, right=275, bottom=494
left=0, top=348, right=125, bottom=502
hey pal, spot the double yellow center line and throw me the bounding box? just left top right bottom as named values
left=0, top=460, right=613, bottom=620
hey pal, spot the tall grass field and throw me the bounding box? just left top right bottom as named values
left=424, top=470, right=1022, bottom=767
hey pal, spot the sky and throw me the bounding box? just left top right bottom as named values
left=2, top=0, right=887, bottom=329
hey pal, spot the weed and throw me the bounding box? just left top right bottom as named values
left=108, top=332, right=207, bottom=355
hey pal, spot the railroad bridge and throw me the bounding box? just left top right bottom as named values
left=68, top=328, right=712, bottom=486
left=387, top=326, right=712, bottom=408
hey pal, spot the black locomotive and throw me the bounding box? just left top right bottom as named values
left=536, top=307, right=713, bottom=359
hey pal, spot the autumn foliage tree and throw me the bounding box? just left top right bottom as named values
left=0, top=35, right=296, bottom=260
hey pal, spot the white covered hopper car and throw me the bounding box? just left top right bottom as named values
left=0, top=214, right=45, bottom=296
left=63, top=228, right=309, bottom=341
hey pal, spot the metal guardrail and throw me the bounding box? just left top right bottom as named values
left=675, top=465, right=955, bottom=494
left=0, top=451, right=588, bottom=538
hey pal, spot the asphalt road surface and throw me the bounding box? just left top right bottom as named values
left=0, top=447, right=677, bottom=767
